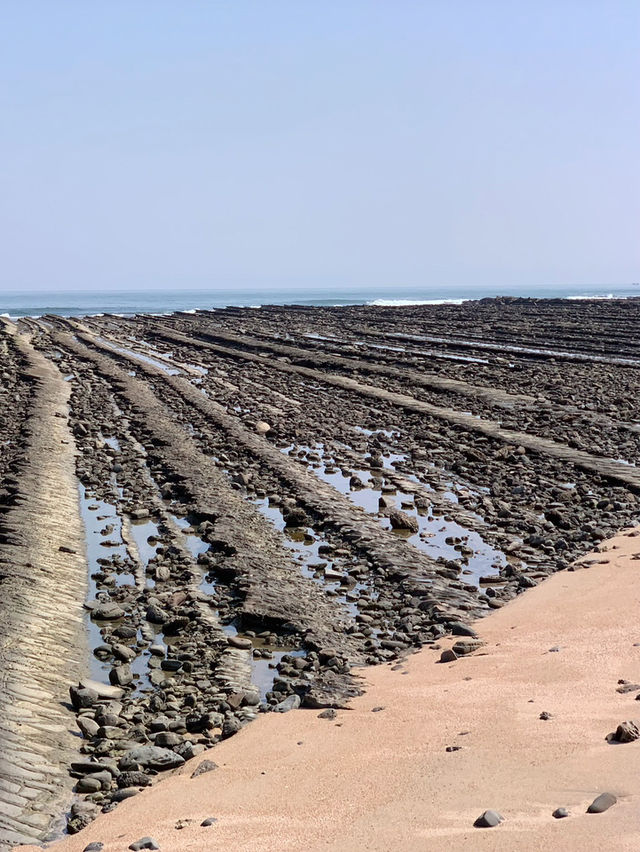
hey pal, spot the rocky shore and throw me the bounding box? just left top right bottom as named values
left=2, top=298, right=640, bottom=848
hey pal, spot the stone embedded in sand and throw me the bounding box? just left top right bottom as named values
left=318, top=708, right=337, bottom=720
left=191, top=759, right=219, bottom=778
left=552, top=807, right=569, bottom=819
left=612, top=720, right=640, bottom=743
left=448, top=621, right=478, bottom=638
left=201, top=817, right=218, bottom=826
left=474, top=810, right=504, bottom=828
left=439, top=649, right=458, bottom=663
left=587, top=792, right=617, bottom=813
left=82, top=844, right=104, bottom=852
left=129, top=839, right=161, bottom=851
left=452, top=638, right=485, bottom=656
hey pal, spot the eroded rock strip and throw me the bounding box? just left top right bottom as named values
left=0, top=324, right=86, bottom=850
left=133, top=323, right=640, bottom=491
left=49, top=331, right=364, bottom=660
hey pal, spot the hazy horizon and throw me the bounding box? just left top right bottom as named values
left=2, top=1, right=638, bottom=293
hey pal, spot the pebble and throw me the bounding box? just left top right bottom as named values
left=552, top=807, right=569, bottom=819
left=587, top=792, right=617, bottom=813
left=82, top=844, right=104, bottom=852
left=201, top=816, right=218, bottom=826
left=439, top=649, right=458, bottom=663
left=474, top=810, right=504, bottom=828
left=318, top=708, right=337, bottom=720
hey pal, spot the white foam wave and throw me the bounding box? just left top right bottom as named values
left=366, top=298, right=468, bottom=307
left=566, top=293, right=621, bottom=300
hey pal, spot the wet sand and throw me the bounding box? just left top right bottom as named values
left=19, top=525, right=640, bottom=852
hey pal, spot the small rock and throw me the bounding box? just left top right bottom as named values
left=611, top=720, right=640, bottom=743
left=439, top=649, right=458, bottom=663
left=371, top=706, right=385, bottom=713
left=474, top=810, right=504, bottom=828
left=227, top=635, right=253, bottom=650
left=539, top=711, right=552, bottom=721
left=552, top=807, right=569, bottom=819
left=274, top=694, right=301, bottom=713
left=201, top=817, right=218, bottom=826
left=445, top=745, right=462, bottom=752
left=191, top=760, right=218, bottom=778
left=129, top=839, right=160, bottom=851
left=82, top=844, right=104, bottom=852
left=318, top=708, right=337, bottom=720
left=587, top=792, right=617, bottom=813
left=449, top=621, right=478, bottom=638
left=175, top=819, right=193, bottom=830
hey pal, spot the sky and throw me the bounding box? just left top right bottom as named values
left=1, top=0, right=638, bottom=293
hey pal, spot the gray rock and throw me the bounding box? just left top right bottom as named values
left=612, top=720, right=640, bottom=743
left=112, top=788, right=140, bottom=802
left=154, top=731, right=182, bottom=747
left=117, top=771, right=152, bottom=789
left=452, top=638, right=485, bottom=656
left=91, top=602, right=125, bottom=620
left=227, top=635, right=252, bottom=650
left=82, top=844, right=104, bottom=852
left=191, top=759, right=218, bottom=778
left=76, top=776, right=102, bottom=794
left=439, top=649, right=458, bottom=663
left=552, top=807, right=569, bottom=819
left=201, top=817, right=218, bottom=826
left=109, top=664, right=133, bottom=687
left=274, top=694, right=301, bottom=713
left=449, top=621, right=478, bottom=638
left=388, top=510, right=419, bottom=533
left=79, top=678, right=124, bottom=700
left=587, top=792, right=617, bottom=813
left=474, top=810, right=504, bottom=828
left=318, top=708, right=337, bottom=720
left=145, top=605, right=168, bottom=624
left=77, top=716, right=100, bottom=738
left=122, top=745, right=185, bottom=771
left=70, top=685, right=100, bottom=710
left=129, top=839, right=160, bottom=851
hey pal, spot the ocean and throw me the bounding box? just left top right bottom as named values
left=1, top=282, right=639, bottom=319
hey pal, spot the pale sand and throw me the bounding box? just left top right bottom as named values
left=22, top=528, right=640, bottom=852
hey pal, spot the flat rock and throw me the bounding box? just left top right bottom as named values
left=129, top=839, right=160, bottom=851
left=122, top=745, right=185, bottom=771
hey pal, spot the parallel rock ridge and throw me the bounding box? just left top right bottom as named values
left=0, top=323, right=87, bottom=850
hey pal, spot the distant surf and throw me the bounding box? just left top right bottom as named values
left=1, top=283, right=638, bottom=319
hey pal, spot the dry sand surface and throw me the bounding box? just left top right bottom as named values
left=21, top=528, right=640, bottom=852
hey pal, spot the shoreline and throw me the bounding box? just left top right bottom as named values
left=18, top=524, right=640, bottom=851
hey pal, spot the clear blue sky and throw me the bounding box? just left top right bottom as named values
left=1, top=0, right=638, bottom=292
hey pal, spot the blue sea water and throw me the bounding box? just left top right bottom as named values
left=1, top=282, right=639, bottom=319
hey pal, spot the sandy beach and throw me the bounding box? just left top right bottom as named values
left=18, top=523, right=640, bottom=852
